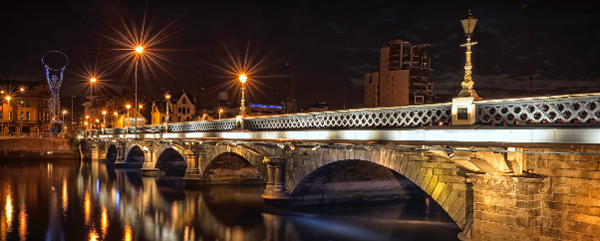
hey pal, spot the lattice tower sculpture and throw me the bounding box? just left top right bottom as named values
left=42, top=51, right=69, bottom=133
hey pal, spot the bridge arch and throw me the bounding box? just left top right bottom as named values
left=198, top=152, right=265, bottom=184
left=105, top=144, right=118, bottom=164
left=155, top=145, right=188, bottom=176
left=196, top=145, right=269, bottom=185
left=283, top=148, right=471, bottom=231
left=289, top=159, right=419, bottom=199
left=125, top=145, right=145, bottom=163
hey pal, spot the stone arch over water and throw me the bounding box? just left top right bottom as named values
left=199, top=152, right=265, bottom=185
left=125, top=145, right=144, bottom=163
left=106, top=145, right=118, bottom=164
left=199, top=144, right=269, bottom=184
left=284, top=148, right=472, bottom=231
left=289, top=159, right=420, bottom=199
left=155, top=148, right=188, bottom=176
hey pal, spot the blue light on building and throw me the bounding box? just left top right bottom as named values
left=251, top=104, right=283, bottom=109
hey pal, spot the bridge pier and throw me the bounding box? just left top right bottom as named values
left=262, top=157, right=289, bottom=203
left=90, top=144, right=99, bottom=161
left=184, top=149, right=198, bottom=176
left=114, top=144, right=125, bottom=165
left=460, top=173, right=548, bottom=241
left=183, top=147, right=204, bottom=184
left=141, top=147, right=161, bottom=176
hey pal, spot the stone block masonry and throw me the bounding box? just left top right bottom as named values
left=524, top=148, right=600, bottom=241
left=468, top=173, right=548, bottom=241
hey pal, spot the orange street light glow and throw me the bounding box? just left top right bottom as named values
left=113, top=112, right=118, bottom=116
left=90, top=78, right=97, bottom=83
left=126, top=104, right=131, bottom=110
left=239, top=74, right=247, bottom=84
left=102, top=110, right=107, bottom=115
left=135, top=46, right=144, bottom=54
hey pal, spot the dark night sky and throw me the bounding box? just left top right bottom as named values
left=0, top=0, right=599, bottom=110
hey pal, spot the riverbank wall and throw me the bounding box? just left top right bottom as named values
left=0, top=137, right=79, bottom=160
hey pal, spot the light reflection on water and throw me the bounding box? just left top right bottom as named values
left=0, top=160, right=461, bottom=241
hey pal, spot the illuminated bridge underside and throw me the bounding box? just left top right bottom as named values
left=94, top=126, right=600, bottom=146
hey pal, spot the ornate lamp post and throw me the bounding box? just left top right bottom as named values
left=89, top=77, right=96, bottom=131
left=5, top=96, right=10, bottom=136
left=239, top=74, right=248, bottom=116
left=102, top=110, right=107, bottom=128
left=219, top=108, right=223, bottom=119
left=18, top=88, right=24, bottom=135
left=113, top=112, right=118, bottom=128
left=165, top=93, right=171, bottom=123
left=134, top=46, right=144, bottom=137
left=1, top=94, right=4, bottom=138
left=126, top=104, right=131, bottom=129
left=457, top=10, right=481, bottom=99
left=85, top=115, right=90, bottom=131
left=62, top=110, right=66, bottom=133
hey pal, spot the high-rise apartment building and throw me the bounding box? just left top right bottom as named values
left=364, top=39, right=433, bottom=107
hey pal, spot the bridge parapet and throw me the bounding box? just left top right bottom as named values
left=244, top=103, right=452, bottom=129
left=476, top=93, right=600, bottom=125
left=89, top=93, right=600, bottom=136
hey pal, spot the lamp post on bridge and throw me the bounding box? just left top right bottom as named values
left=235, top=74, right=248, bottom=130
left=452, top=10, right=482, bottom=126
left=113, top=112, right=118, bottom=128
left=126, top=104, right=131, bottom=132
left=102, top=110, right=107, bottom=133
left=457, top=10, right=481, bottom=100
left=62, top=110, right=66, bottom=134
left=239, top=74, right=248, bottom=116
left=89, top=78, right=96, bottom=131
left=5, top=96, right=11, bottom=137
left=134, top=46, right=144, bottom=138
left=164, top=93, right=171, bottom=130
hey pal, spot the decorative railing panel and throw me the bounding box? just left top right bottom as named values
left=244, top=104, right=452, bottom=130
left=476, top=95, right=600, bottom=125
left=167, top=120, right=236, bottom=133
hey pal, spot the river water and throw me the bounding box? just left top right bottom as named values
left=0, top=160, right=460, bottom=241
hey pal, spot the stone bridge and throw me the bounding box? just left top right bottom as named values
left=84, top=93, right=600, bottom=240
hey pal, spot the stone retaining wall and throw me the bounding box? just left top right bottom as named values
left=0, top=138, right=77, bottom=160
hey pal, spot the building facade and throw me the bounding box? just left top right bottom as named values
left=0, top=81, right=52, bottom=135
left=365, top=39, right=433, bottom=108
left=150, top=92, right=195, bottom=124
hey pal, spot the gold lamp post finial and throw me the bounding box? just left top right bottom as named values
left=457, top=10, right=481, bottom=99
